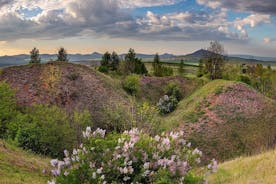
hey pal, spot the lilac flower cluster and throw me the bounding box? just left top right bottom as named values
left=48, top=127, right=216, bottom=184
left=157, top=95, right=178, bottom=114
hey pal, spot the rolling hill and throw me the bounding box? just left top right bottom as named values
left=163, top=80, right=276, bottom=161
left=208, top=149, right=276, bottom=184
left=0, top=62, right=132, bottom=129
left=0, top=140, right=50, bottom=184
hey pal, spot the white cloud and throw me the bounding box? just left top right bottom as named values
left=233, top=14, right=271, bottom=38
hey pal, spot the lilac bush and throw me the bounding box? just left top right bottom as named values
left=157, top=95, right=178, bottom=114
left=48, top=127, right=217, bottom=184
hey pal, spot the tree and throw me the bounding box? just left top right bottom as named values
left=101, top=52, right=111, bottom=67
left=203, top=41, right=226, bottom=80
left=197, top=59, right=204, bottom=77
left=124, top=48, right=147, bottom=75
left=57, top=47, right=69, bottom=62
left=110, top=51, right=120, bottom=71
left=152, top=53, right=162, bottom=76
left=29, top=47, right=41, bottom=64
left=178, top=59, right=185, bottom=75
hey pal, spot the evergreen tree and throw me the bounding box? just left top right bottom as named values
left=197, top=59, right=204, bottom=77
left=101, top=52, right=111, bottom=67
left=124, top=48, right=147, bottom=75
left=152, top=53, right=162, bottom=76
left=29, top=47, right=41, bottom=64
left=57, top=47, right=69, bottom=62
left=110, top=51, right=120, bottom=71
left=178, top=59, right=185, bottom=75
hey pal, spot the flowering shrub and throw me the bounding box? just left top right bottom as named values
left=48, top=127, right=217, bottom=184
left=157, top=95, right=178, bottom=114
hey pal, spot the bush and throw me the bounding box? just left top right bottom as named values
left=98, top=66, right=109, bottom=73
left=238, top=75, right=251, bottom=85
left=122, top=74, right=140, bottom=95
left=8, top=105, right=77, bottom=158
left=48, top=128, right=217, bottom=184
left=165, top=82, right=182, bottom=101
left=161, top=66, right=174, bottom=76
left=0, top=82, right=17, bottom=138
left=157, top=95, right=178, bottom=115
left=66, top=73, right=79, bottom=81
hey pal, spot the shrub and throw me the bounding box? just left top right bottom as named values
left=48, top=128, right=217, bottom=184
left=157, top=95, right=178, bottom=115
left=165, top=82, right=182, bottom=101
left=161, top=66, right=174, bottom=76
left=0, top=82, right=17, bottom=138
left=122, top=74, right=140, bottom=95
left=238, top=75, right=251, bottom=85
left=98, top=65, right=109, bottom=73
left=8, top=105, right=78, bottom=158
left=66, top=73, right=79, bottom=81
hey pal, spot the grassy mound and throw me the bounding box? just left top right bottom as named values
left=208, top=149, right=276, bottom=184
left=0, top=140, right=50, bottom=184
left=164, top=80, right=276, bottom=160
left=0, top=62, right=131, bottom=127
left=138, top=76, right=203, bottom=103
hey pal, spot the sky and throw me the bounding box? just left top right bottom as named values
left=0, top=0, right=275, bottom=56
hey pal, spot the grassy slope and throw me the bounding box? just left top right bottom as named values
left=163, top=80, right=276, bottom=160
left=0, top=62, right=132, bottom=128
left=208, top=149, right=276, bottom=184
left=0, top=140, right=50, bottom=184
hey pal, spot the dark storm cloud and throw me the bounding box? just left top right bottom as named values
left=198, top=0, right=276, bottom=15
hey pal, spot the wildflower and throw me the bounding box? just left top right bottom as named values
left=47, top=179, right=56, bottom=184
left=97, top=167, right=103, bottom=174
left=64, top=171, right=69, bottom=176
left=64, top=149, right=69, bottom=158
left=92, top=172, right=97, bottom=179
left=50, top=159, right=58, bottom=167
left=144, top=162, right=150, bottom=170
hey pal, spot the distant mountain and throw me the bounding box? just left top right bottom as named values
left=230, top=54, right=276, bottom=62
left=0, top=49, right=275, bottom=68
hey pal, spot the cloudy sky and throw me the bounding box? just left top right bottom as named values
left=0, top=0, right=275, bottom=56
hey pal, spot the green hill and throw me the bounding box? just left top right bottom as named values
left=163, top=80, right=276, bottom=160
left=208, top=149, right=276, bottom=184
left=0, top=62, right=132, bottom=130
left=0, top=140, right=50, bottom=184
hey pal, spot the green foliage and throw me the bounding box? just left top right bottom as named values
left=57, top=47, right=69, bottom=62
left=203, top=41, right=225, bottom=80
left=161, top=66, right=173, bottom=76
left=197, top=59, right=204, bottom=77
left=165, top=82, right=182, bottom=101
left=50, top=128, right=211, bottom=184
left=151, top=54, right=174, bottom=77
left=122, top=74, right=140, bottom=95
left=157, top=95, right=178, bottom=115
left=98, top=65, right=109, bottom=73
left=29, top=47, right=41, bottom=64
left=111, top=51, right=120, bottom=71
left=247, top=64, right=273, bottom=97
left=102, top=104, right=132, bottom=132
left=8, top=105, right=77, bottom=158
left=238, top=75, right=251, bottom=85
left=0, top=82, right=17, bottom=138
left=101, top=52, right=111, bottom=67
left=124, top=48, right=148, bottom=75
left=178, top=59, right=185, bottom=75
left=152, top=53, right=162, bottom=77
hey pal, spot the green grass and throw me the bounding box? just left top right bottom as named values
left=162, top=80, right=232, bottom=130
left=0, top=140, right=50, bottom=184
left=208, top=149, right=276, bottom=184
